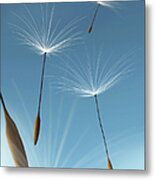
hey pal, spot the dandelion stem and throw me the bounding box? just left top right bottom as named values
left=94, top=94, right=112, bottom=167
left=38, top=52, right=47, bottom=114
left=88, top=4, right=100, bottom=33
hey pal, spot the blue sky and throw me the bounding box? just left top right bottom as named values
left=0, top=1, right=144, bottom=169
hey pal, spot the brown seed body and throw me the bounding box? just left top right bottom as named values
left=107, top=158, right=113, bottom=170
left=88, top=26, right=92, bottom=33
left=33, top=113, right=40, bottom=145
left=1, top=94, right=28, bottom=167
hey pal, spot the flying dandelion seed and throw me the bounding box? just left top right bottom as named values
left=0, top=93, right=29, bottom=167
left=10, top=4, right=82, bottom=145
left=88, top=0, right=125, bottom=33
left=49, top=48, right=133, bottom=169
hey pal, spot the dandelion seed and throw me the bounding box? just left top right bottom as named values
left=0, top=93, right=29, bottom=167
left=88, top=0, right=125, bottom=33
left=11, top=4, right=82, bottom=145
left=49, top=48, right=133, bottom=169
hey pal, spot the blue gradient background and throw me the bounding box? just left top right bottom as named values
left=0, top=1, right=144, bottom=169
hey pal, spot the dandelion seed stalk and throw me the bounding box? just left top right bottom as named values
left=38, top=52, right=47, bottom=114
left=34, top=52, right=47, bottom=145
left=94, top=94, right=113, bottom=169
left=88, top=4, right=100, bottom=33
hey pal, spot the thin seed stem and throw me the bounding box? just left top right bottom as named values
left=38, top=52, right=47, bottom=114
left=94, top=94, right=110, bottom=159
left=88, top=4, right=100, bottom=33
